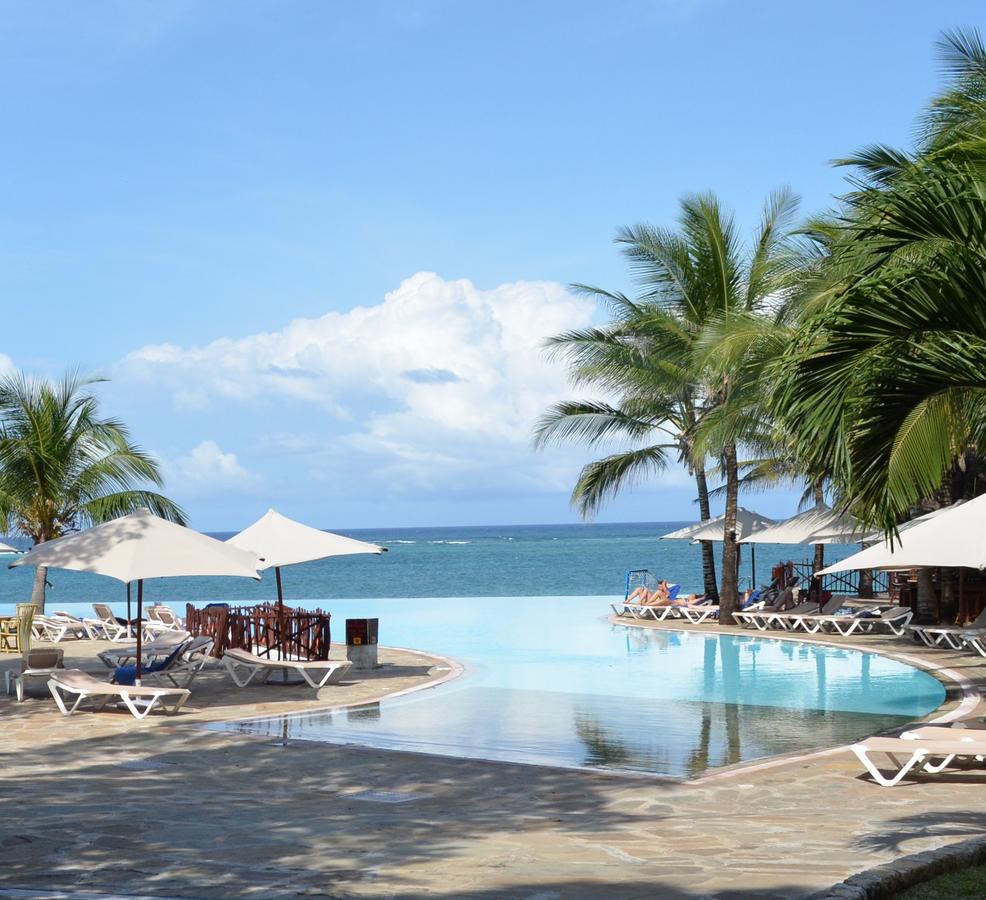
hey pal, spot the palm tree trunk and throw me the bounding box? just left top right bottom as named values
left=31, top=565, right=48, bottom=613
left=719, top=442, right=739, bottom=625
left=694, top=466, right=719, bottom=603
left=915, top=569, right=937, bottom=624
left=812, top=484, right=825, bottom=598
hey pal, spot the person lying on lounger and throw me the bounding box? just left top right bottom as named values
left=627, top=581, right=676, bottom=605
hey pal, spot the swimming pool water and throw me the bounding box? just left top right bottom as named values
left=208, top=595, right=946, bottom=778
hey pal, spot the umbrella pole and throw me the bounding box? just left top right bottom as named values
left=135, top=580, right=143, bottom=686
left=126, top=583, right=132, bottom=633
left=276, top=566, right=287, bottom=680
left=751, top=545, right=756, bottom=589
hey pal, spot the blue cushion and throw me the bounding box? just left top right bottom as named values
left=114, top=643, right=184, bottom=685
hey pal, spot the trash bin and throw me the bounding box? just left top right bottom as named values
left=345, top=618, right=380, bottom=670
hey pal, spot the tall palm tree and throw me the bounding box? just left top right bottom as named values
left=537, top=190, right=801, bottom=619
left=534, top=242, right=722, bottom=602
left=0, top=371, right=185, bottom=611
left=679, top=190, right=803, bottom=622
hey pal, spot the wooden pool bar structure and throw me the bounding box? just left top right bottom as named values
left=185, top=602, right=332, bottom=661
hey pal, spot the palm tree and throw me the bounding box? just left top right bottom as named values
left=537, top=190, right=801, bottom=619
left=0, top=371, right=185, bottom=611
left=771, top=28, right=986, bottom=539
left=678, top=190, right=803, bottom=622
left=534, top=241, right=722, bottom=602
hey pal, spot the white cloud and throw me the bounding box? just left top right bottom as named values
left=124, top=273, right=602, bottom=494
left=0, top=353, right=15, bottom=377
left=171, top=440, right=261, bottom=494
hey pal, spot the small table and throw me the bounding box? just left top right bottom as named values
left=6, top=667, right=63, bottom=702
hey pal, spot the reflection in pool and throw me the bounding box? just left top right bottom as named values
left=210, top=595, right=946, bottom=778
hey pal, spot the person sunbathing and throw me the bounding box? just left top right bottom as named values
left=627, top=581, right=673, bottom=605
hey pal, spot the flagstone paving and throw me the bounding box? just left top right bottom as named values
left=0, top=626, right=984, bottom=899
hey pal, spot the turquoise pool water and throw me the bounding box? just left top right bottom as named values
left=208, top=595, right=946, bottom=778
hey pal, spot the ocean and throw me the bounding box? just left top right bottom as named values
left=0, top=521, right=858, bottom=612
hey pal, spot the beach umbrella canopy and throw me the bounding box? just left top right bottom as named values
left=739, top=504, right=873, bottom=545
left=0, top=541, right=20, bottom=553
left=662, top=508, right=776, bottom=587
left=227, top=508, right=386, bottom=572
left=11, top=508, right=261, bottom=583
left=10, top=508, right=261, bottom=681
left=226, top=509, right=385, bottom=660
left=818, top=497, right=986, bottom=574
left=662, top=508, right=777, bottom=542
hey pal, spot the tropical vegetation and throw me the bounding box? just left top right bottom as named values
left=0, top=371, right=185, bottom=611
left=539, top=27, right=986, bottom=625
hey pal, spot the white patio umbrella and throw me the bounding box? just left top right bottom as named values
left=662, top=508, right=777, bottom=541
left=226, top=509, right=386, bottom=656
left=0, top=541, right=21, bottom=554
left=662, top=508, right=777, bottom=585
left=818, top=497, right=986, bottom=575
left=739, top=504, right=874, bottom=546
left=10, top=508, right=261, bottom=682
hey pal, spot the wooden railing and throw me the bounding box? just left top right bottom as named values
left=791, top=561, right=889, bottom=596
left=185, top=603, right=332, bottom=661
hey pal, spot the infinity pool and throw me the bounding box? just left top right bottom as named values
left=210, top=595, right=946, bottom=777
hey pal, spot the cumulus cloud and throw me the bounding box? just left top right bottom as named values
left=124, top=273, right=600, bottom=494
left=171, top=440, right=262, bottom=494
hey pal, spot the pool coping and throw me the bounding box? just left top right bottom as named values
left=609, top=614, right=983, bottom=784
left=193, top=643, right=466, bottom=730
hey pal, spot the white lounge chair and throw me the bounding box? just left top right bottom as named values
left=677, top=599, right=720, bottom=624
left=771, top=596, right=845, bottom=632
left=32, top=614, right=91, bottom=642
left=89, top=603, right=132, bottom=642
left=792, top=606, right=873, bottom=636
left=47, top=669, right=191, bottom=719
left=112, top=636, right=214, bottom=690
left=907, top=607, right=986, bottom=649
left=962, top=632, right=986, bottom=657
left=221, top=647, right=352, bottom=691
left=851, top=733, right=986, bottom=787
left=731, top=589, right=795, bottom=629
left=5, top=648, right=65, bottom=701
left=97, top=630, right=191, bottom=669
left=812, top=605, right=911, bottom=637
left=742, top=600, right=819, bottom=631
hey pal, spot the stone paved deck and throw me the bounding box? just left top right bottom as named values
left=0, top=625, right=984, bottom=899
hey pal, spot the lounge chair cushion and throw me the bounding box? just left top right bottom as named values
left=114, top=643, right=185, bottom=686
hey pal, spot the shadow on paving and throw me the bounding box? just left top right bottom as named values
left=0, top=722, right=779, bottom=898
left=0, top=879, right=825, bottom=900
left=852, top=810, right=986, bottom=854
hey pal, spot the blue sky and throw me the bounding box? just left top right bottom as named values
left=0, top=1, right=980, bottom=531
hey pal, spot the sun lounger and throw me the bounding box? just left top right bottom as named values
left=907, top=607, right=986, bottom=649
left=221, top=647, right=352, bottom=691
left=6, top=648, right=65, bottom=701
left=113, top=636, right=213, bottom=689
left=962, top=631, right=986, bottom=657
left=31, top=614, right=90, bottom=642
left=47, top=669, right=191, bottom=719
left=851, top=733, right=986, bottom=786
left=806, top=605, right=901, bottom=636
left=732, top=588, right=794, bottom=629
left=743, top=600, right=820, bottom=631
left=89, top=603, right=132, bottom=642
left=97, top=631, right=191, bottom=668
left=677, top=599, right=720, bottom=624
left=772, top=596, right=845, bottom=632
